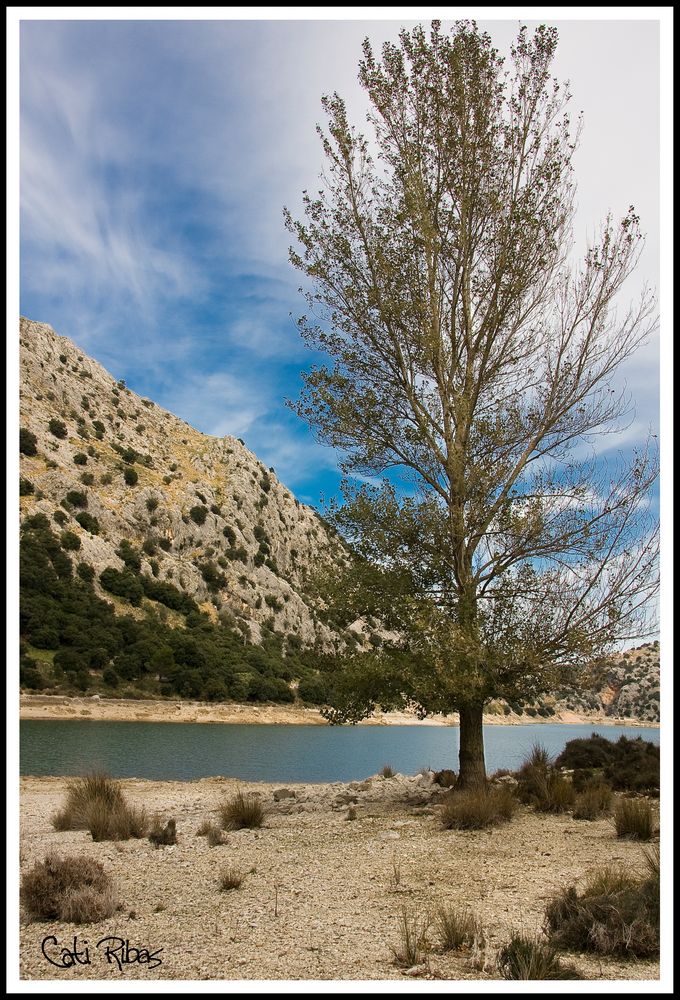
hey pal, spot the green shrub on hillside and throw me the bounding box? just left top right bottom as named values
left=20, top=428, right=38, bottom=455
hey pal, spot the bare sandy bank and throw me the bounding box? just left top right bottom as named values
left=19, top=694, right=658, bottom=729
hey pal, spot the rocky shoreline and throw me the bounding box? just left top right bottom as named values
left=19, top=694, right=658, bottom=728
left=17, top=773, right=660, bottom=982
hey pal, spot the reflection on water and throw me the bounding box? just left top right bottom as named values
left=20, top=720, right=659, bottom=783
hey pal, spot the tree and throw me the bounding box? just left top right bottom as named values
left=284, top=21, right=659, bottom=786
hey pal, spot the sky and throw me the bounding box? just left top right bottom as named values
left=17, top=13, right=663, bottom=509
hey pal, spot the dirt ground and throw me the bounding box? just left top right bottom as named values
left=17, top=774, right=660, bottom=983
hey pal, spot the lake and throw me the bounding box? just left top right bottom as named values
left=19, top=720, right=660, bottom=783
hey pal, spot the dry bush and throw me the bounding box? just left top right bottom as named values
left=219, top=866, right=245, bottom=891
left=390, top=906, right=430, bottom=968
left=432, top=768, right=457, bottom=788
left=21, top=852, right=118, bottom=923
left=219, top=790, right=265, bottom=830
left=52, top=772, right=147, bottom=842
left=196, top=818, right=214, bottom=836
left=573, top=780, right=613, bottom=820
left=614, top=798, right=655, bottom=840
left=440, top=786, right=517, bottom=830
left=148, top=816, right=177, bottom=848
left=545, top=862, right=659, bottom=958
left=434, top=905, right=483, bottom=952
left=498, top=932, right=583, bottom=980
left=380, top=764, right=396, bottom=779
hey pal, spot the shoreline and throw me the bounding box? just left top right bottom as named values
left=19, top=694, right=658, bottom=729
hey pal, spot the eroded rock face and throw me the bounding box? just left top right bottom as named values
left=18, top=317, right=348, bottom=648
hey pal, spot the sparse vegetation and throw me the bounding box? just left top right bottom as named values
left=555, top=734, right=659, bottom=794
left=48, top=418, right=68, bottom=439
left=74, top=511, right=100, bottom=534
left=380, top=764, right=396, bottom=779
left=21, top=852, right=118, bottom=923
left=189, top=505, right=207, bottom=525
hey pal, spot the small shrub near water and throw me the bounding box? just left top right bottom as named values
left=219, top=790, right=265, bottom=830
left=52, top=772, right=148, bottom=842
left=21, top=852, right=118, bottom=923
left=440, top=786, right=517, bottom=830
left=516, top=744, right=576, bottom=813
left=613, top=798, right=655, bottom=840
left=497, top=932, right=583, bottom=980
left=380, top=764, right=396, bottom=779
left=432, top=768, right=457, bottom=788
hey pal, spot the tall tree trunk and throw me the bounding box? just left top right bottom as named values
left=458, top=703, right=486, bottom=788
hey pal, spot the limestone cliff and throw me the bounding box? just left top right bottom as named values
left=19, top=317, right=346, bottom=648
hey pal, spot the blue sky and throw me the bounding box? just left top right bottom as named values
left=18, top=15, right=662, bottom=508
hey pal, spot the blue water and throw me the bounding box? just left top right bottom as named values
left=19, top=720, right=660, bottom=783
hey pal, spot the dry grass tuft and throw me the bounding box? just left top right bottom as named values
left=21, top=852, right=118, bottom=923
left=434, top=905, right=483, bottom=952
left=516, top=745, right=576, bottom=813
left=52, top=772, right=147, bottom=842
left=573, top=781, right=613, bottom=820
left=380, top=764, right=396, bottom=779
left=390, top=906, right=430, bottom=968
left=440, top=786, right=517, bottom=830
left=613, top=798, right=655, bottom=840
left=219, top=866, right=245, bottom=891
left=219, top=790, right=265, bottom=830
left=498, top=932, right=583, bottom=979
left=148, top=816, right=177, bottom=848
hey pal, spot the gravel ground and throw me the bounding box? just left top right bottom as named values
left=18, top=774, right=660, bottom=983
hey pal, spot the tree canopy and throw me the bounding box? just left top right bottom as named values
left=285, top=21, right=659, bottom=785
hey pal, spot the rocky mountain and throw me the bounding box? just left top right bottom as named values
left=19, top=316, right=346, bottom=650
